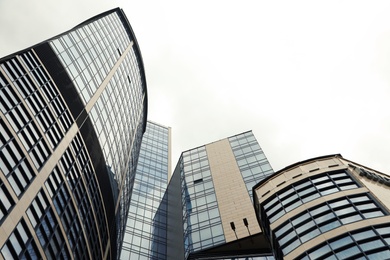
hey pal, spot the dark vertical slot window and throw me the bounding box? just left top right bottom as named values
left=26, top=189, right=70, bottom=259
left=1, top=219, right=41, bottom=259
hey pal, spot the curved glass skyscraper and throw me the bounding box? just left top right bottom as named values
left=0, top=8, right=147, bottom=260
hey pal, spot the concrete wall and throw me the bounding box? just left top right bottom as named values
left=206, top=139, right=261, bottom=242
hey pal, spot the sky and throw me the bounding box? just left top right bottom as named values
left=1, top=1, right=390, bottom=174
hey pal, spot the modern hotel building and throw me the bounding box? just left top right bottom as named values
left=0, top=8, right=147, bottom=260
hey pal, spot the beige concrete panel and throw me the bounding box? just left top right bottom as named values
left=254, top=158, right=347, bottom=205
left=298, top=161, right=322, bottom=173
left=206, top=139, right=261, bottom=243
left=352, top=171, right=390, bottom=212
left=363, top=181, right=390, bottom=210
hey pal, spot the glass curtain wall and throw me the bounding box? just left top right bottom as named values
left=120, top=122, right=170, bottom=260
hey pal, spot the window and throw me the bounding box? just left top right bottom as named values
left=297, top=224, right=390, bottom=259
left=273, top=193, right=387, bottom=256
left=1, top=219, right=41, bottom=259
left=263, top=170, right=359, bottom=223
left=0, top=179, right=14, bottom=222
left=26, top=190, right=70, bottom=259
left=180, top=148, right=225, bottom=256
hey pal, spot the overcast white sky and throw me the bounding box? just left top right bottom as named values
left=1, top=1, right=390, bottom=174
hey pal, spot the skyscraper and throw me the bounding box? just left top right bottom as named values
left=4, top=7, right=389, bottom=260
left=120, top=121, right=171, bottom=260
left=166, top=131, right=275, bottom=259
left=253, top=154, right=390, bottom=260
left=0, top=8, right=147, bottom=260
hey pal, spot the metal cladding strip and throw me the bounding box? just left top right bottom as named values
left=84, top=42, right=134, bottom=114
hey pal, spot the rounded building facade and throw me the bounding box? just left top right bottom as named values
left=0, top=8, right=147, bottom=260
left=253, top=154, right=390, bottom=259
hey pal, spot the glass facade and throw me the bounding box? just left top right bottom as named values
left=274, top=193, right=386, bottom=256
left=26, top=189, right=70, bottom=258
left=0, top=51, right=72, bottom=187
left=0, top=51, right=73, bottom=154
left=1, top=219, right=41, bottom=259
left=262, top=170, right=359, bottom=224
left=181, top=146, right=225, bottom=258
left=213, top=257, right=274, bottom=260
left=254, top=155, right=390, bottom=260
left=0, top=8, right=147, bottom=260
left=178, top=131, right=274, bottom=259
left=50, top=11, right=133, bottom=105
left=297, top=224, right=390, bottom=259
left=50, top=11, right=147, bottom=256
left=228, top=131, right=274, bottom=200
left=5, top=8, right=390, bottom=260
left=120, top=121, right=170, bottom=260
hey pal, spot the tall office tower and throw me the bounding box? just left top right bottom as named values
left=120, top=121, right=171, bottom=260
left=254, top=154, right=390, bottom=260
left=0, top=8, right=147, bottom=260
left=166, top=131, right=274, bottom=259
